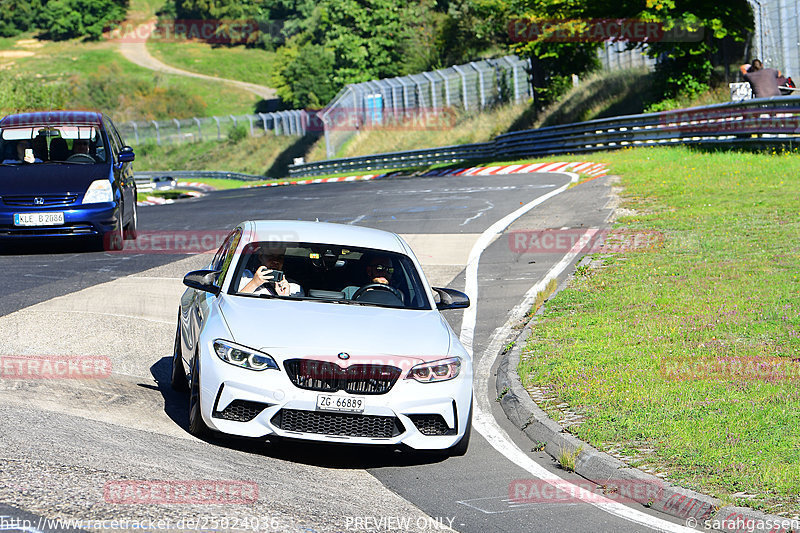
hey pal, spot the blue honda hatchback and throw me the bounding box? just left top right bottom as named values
left=0, top=111, right=137, bottom=249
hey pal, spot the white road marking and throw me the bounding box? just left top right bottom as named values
left=348, top=214, right=367, bottom=225
left=459, top=172, right=694, bottom=533
left=460, top=201, right=494, bottom=226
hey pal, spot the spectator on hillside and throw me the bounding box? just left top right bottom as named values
left=740, top=59, right=781, bottom=98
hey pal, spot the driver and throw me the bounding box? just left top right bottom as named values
left=342, top=254, right=396, bottom=299
left=239, top=244, right=304, bottom=297
left=71, top=139, right=94, bottom=160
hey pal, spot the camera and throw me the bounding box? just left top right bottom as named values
left=262, top=270, right=284, bottom=283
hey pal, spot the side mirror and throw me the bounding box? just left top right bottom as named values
left=432, top=287, right=470, bottom=310
left=183, top=269, right=221, bottom=295
left=119, top=146, right=135, bottom=163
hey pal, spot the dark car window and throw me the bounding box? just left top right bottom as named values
left=211, top=228, right=242, bottom=286
left=229, top=241, right=432, bottom=310
left=0, top=125, right=108, bottom=164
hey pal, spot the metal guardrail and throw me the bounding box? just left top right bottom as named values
left=134, top=170, right=265, bottom=191
left=288, top=95, right=800, bottom=178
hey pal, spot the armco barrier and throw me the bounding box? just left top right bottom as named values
left=289, top=95, right=800, bottom=178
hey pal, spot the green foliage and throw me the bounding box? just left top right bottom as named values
left=0, top=0, right=42, bottom=37
left=0, top=75, right=70, bottom=114
left=0, top=0, right=128, bottom=40
left=227, top=122, right=248, bottom=143
left=40, top=0, right=129, bottom=40
left=272, top=43, right=336, bottom=108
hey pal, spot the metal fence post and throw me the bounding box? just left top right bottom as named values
left=398, top=77, right=411, bottom=116
left=258, top=113, right=268, bottom=133
left=152, top=121, right=160, bottom=145
left=130, top=122, right=139, bottom=144
left=470, top=62, right=486, bottom=109
left=229, top=115, right=238, bottom=129
left=248, top=115, right=255, bottom=137
left=422, top=72, right=437, bottom=110
left=193, top=117, right=202, bottom=141
left=213, top=116, right=221, bottom=140
left=173, top=118, right=181, bottom=142
left=452, top=65, right=469, bottom=111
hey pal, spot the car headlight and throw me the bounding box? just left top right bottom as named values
left=213, top=340, right=278, bottom=371
left=82, top=179, right=114, bottom=204
left=406, top=357, right=461, bottom=383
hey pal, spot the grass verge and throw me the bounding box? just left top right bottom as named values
left=134, top=134, right=300, bottom=175
left=518, top=146, right=800, bottom=514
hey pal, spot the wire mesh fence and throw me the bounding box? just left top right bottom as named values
left=319, top=55, right=532, bottom=159
left=117, top=110, right=310, bottom=146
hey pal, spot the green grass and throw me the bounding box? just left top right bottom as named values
left=1, top=38, right=259, bottom=119
left=148, top=40, right=275, bottom=89
left=518, top=146, right=800, bottom=514
left=134, top=133, right=300, bottom=176
left=305, top=103, right=530, bottom=162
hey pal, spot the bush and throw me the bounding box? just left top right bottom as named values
left=227, top=123, right=248, bottom=143
left=0, top=75, right=69, bottom=114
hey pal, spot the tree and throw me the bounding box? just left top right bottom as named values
left=39, top=0, right=129, bottom=40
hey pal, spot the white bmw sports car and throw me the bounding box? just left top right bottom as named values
left=172, top=220, right=473, bottom=455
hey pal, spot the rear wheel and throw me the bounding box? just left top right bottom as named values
left=188, top=355, right=211, bottom=438
left=170, top=322, right=188, bottom=392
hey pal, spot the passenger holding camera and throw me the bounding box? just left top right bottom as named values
left=239, top=245, right=304, bottom=296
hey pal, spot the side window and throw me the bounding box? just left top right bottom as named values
left=218, top=230, right=242, bottom=285
left=210, top=228, right=242, bottom=286
left=102, top=118, right=120, bottom=161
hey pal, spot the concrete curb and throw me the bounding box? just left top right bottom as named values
left=496, top=289, right=799, bottom=533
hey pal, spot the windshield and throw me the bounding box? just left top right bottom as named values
left=0, top=125, right=108, bottom=165
left=229, top=241, right=431, bottom=310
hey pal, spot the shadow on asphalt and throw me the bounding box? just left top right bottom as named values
left=0, top=237, right=100, bottom=255
left=150, top=356, right=453, bottom=470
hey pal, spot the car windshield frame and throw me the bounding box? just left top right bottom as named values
left=227, top=241, right=432, bottom=310
left=0, top=125, right=109, bottom=165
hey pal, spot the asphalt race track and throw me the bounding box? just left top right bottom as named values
left=0, top=173, right=692, bottom=533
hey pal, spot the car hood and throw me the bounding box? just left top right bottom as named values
left=218, top=295, right=453, bottom=361
left=0, top=163, right=109, bottom=196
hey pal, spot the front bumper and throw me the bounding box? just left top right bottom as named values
left=198, top=343, right=473, bottom=450
left=0, top=203, right=120, bottom=238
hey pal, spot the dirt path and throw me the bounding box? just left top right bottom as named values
left=116, top=19, right=276, bottom=101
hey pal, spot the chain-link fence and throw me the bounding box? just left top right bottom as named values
left=598, top=41, right=656, bottom=71
left=749, top=0, right=800, bottom=80
left=318, top=55, right=532, bottom=159
left=117, top=110, right=309, bottom=146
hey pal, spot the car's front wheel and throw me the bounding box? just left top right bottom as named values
left=124, top=200, right=138, bottom=240
left=188, top=354, right=211, bottom=438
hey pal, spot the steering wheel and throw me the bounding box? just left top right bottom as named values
left=65, top=153, right=95, bottom=163
left=352, top=283, right=405, bottom=304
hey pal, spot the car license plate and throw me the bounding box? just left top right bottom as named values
left=316, top=394, right=365, bottom=413
left=14, top=212, right=65, bottom=226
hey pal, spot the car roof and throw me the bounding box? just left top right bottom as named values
left=0, top=111, right=104, bottom=128
left=245, top=220, right=407, bottom=254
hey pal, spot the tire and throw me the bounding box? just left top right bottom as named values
left=101, top=223, right=124, bottom=251
left=124, top=201, right=138, bottom=240
left=448, top=398, right=473, bottom=457
left=170, top=322, right=189, bottom=392
left=188, top=354, right=211, bottom=438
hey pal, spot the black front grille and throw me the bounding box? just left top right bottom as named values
left=2, top=194, right=79, bottom=206
left=0, top=223, right=95, bottom=236
left=409, top=414, right=456, bottom=436
left=213, top=400, right=271, bottom=422
left=271, top=409, right=404, bottom=438
left=284, top=359, right=401, bottom=395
